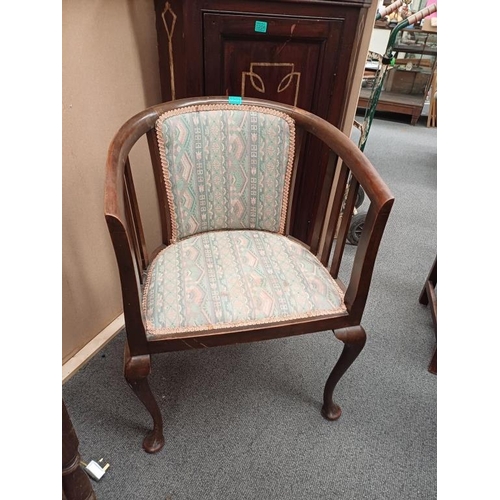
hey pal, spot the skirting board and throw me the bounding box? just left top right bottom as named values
left=62, top=313, right=124, bottom=384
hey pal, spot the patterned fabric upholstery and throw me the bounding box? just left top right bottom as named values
left=156, top=105, right=295, bottom=242
left=142, top=230, right=346, bottom=338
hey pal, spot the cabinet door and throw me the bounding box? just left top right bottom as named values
left=203, top=13, right=344, bottom=244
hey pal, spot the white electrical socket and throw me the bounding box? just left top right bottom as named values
left=81, top=459, right=110, bottom=481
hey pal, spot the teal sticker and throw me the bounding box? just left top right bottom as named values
left=228, top=96, right=242, bottom=105
left=254, top=20, right=268, bottom=33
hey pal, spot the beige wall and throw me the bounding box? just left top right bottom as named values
left=62, top=0, right=161, bottom=363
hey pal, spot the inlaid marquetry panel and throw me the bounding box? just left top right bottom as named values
left=241, top=63, right=301, bottom=107
left=161, top=2, right=177, bottom=99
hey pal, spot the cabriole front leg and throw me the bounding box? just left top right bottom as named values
left=124, top=344, right=165, bottom=453
left=321, top=325, right=367, bottom=421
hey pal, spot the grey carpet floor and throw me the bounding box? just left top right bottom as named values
left=63, top=112, right=437, bottom=500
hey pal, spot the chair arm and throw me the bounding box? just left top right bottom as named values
left=344, top=197, right=394, bottom=321
left=104, top=109, right=159, bottom=354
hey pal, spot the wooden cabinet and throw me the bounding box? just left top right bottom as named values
left=153, top=0, right=371, bottom=245
left=358, top=27, right=437, bottom=125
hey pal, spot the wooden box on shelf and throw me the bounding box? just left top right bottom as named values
left=358, top=27, right=437, bottom=125
left=385, top=68, right=430, bottom=95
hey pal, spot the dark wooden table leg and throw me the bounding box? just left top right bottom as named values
left=63, top=400, right=97, bottom=500
left=428, top=348, right=437, bottom=375
left=419, top=257, right=437, bottom=305
left=420, top=257, right=437, bottom=374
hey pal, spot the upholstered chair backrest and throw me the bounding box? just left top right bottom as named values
left=155, top=105, right=296, bottom=242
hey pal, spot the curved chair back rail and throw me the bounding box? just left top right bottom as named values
left=105, top=96, right=394, bottom=354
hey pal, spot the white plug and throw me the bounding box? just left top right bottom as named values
left=81, top=458, right=110, bottom=481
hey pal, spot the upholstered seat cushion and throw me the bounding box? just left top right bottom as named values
left=142, top=230, right=346, bottom=338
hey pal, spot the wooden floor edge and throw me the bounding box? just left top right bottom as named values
left=62, top=313, right=125, bottom=385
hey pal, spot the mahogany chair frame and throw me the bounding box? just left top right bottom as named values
left=105, top=96, right=394, bottom=453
